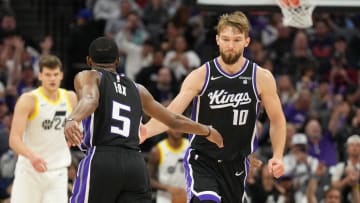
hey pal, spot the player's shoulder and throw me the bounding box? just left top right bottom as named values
left=76, top=69, right=102, bottom=79
left=19, top=89, right=37, bottom=100
left=184, top=63, right=207, bottom=82
left=16, top=90, right=37, bottom=107
left=255, top=65, right=276, bottom=84
left=255, top=65, right=272, bottom=77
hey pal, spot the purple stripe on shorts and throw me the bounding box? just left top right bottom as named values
left=199, top=194, right=221, bottom=203
left=70, top=147, right=95, bottom=203
left=183, top=148, right=193, bottom=200
left=70, top=156, right=86, bottom=201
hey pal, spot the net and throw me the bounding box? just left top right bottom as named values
left=277, top=0, right=317, bottom=28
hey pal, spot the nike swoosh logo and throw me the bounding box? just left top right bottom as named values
left=235, top=171, right=244, bottom=176
left=210, top=76, right=222, bottom=80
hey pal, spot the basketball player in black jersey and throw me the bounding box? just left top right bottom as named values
left=63, top=37, right=223, bottom=203
left=144, top=11, right=286, bottom=202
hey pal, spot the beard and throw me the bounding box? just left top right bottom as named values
left=220, top=50, right=242, bottom=65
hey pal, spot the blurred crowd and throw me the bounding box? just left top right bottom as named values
left=0, top=0, right=358, bottom=202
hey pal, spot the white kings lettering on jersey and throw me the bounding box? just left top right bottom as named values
left=208, top=90, right=251, bottom=109
left=113, top=82, right=126, bottom=96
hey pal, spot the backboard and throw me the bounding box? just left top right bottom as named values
left=196, top=0, right=360, bottom=11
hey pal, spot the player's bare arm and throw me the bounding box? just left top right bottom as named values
left=147, top=146, right=166, bottom=190
left=9, top=93, right=48, bottom=172
left=66, top=90, right=78, bottom=110
left=257, top=66, right=286, bottom=178
left=144, top=65, right=206, bottom=137
left=138, top=84, right=223, bottom=148
left=64, top=70, right=100, bottom=146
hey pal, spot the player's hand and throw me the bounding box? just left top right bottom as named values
left=248, top=153, right=263, bottom=170
left=167, top=186, right=186, bottom=196
left=139, top=124, right=147, bottom=144
left=64, top=120, right=82, bottom=146
left=206, top=127, right=224, bottom=148
left=30, top=154, right=47, bottom=173
left=268, top=157, right=284, bottom=179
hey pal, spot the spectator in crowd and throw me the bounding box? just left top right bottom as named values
left=0, top=105, right=10, bottom=156
left=31, top=34, right=54, bottom=76
left=328, top=47, right=356, bottom=94
left=283, top=133, right=319, bottom=202
left=330, top=134, right=360, bottom=203
left=310, top=19, right=334, bottom=75
left=114, top=11, right=148, bottom=46
left=247, top=39, right=268, bottom=66
left=160, top=20, right=181, bottom=52
left=0, top=11, right=18, bottom=39
left=304, top=118, right=338, bottom=166
left=284, top=123, right=297, bottom=153
left=269, top=22, right=293, bottom=67
left=135, top=48, right=165, bottom=90
left=277, top=74, right=296, bottom=108
left=307, top=180, right=342, bottom=203
left=284, top=89, right=312, bottom=129
left=307, top=162, right=331, bottom=203
left=163, top=34, right=200, bottom=82
left=148, top=67, right=179, bottom=107
left=16, top=64, right=37, bottom=95
left=104, top=0, right=136, bottom=37
left=115, top=31, right=153, bottom=80
left=312, top=79, right=333, bottom=125
left=281, top=30, right=318, bottom=81
left=142, top=0, right=168, bottom=40
left=93, top=0, right=141, bottom=21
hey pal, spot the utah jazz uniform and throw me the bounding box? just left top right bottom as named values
left=184, top=58, right=260, bottom=202
left=11, top=88, right=72, bottom=203
left=70, top=68, right=151, bottom=203
left=156, top=138, right=189, bottom=203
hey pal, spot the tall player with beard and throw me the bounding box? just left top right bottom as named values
left=144, top=11, right=286, bottom=203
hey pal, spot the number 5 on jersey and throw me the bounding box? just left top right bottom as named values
left=111, top=101, right=131, bottom=137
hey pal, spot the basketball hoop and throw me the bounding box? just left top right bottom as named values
left=276, top=0, right=317, bottom=28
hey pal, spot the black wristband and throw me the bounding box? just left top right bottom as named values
left=204, top=126, right=211, bottom=137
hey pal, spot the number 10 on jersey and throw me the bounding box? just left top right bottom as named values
left=232, top=109, right=248, bottom=126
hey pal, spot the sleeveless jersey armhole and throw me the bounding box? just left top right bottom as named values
left=28, top=92, right=39, bottom=121
left=198, top=62, right=210, bottom=96
left=252, top=63, right=261, bottom=102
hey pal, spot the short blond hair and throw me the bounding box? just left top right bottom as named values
left=39, top=55, right=62, bottom=72
left=216, top=11, right=250, bottom=37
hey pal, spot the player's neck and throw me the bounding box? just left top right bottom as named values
left=39, top=87, right=59, bottom=102
left=167, top=137, right=182, bottom=149
left=217, top=56, right=247, bottom=75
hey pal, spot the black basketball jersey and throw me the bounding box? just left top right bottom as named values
left=190, top=58, right=260, bottom=161
left=80, top=68, right=142, bottom=151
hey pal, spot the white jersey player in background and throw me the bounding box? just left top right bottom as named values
left=147, top=129, right=189, bottom=203
left=9, top=55, right=77, bottom=203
